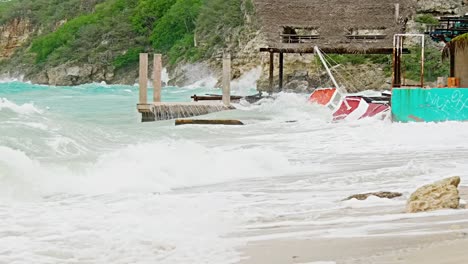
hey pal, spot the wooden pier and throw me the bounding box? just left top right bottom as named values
left=137, top=53, right=234, bottom=122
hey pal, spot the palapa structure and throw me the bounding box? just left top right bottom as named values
left=444, top=33, right=468, bottom=87
left=253, top=0, right=415, bottom=90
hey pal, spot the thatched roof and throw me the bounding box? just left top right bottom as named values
left=443, top=33, right=468, bottom=59
left=254, top=0, right=415, bottom=54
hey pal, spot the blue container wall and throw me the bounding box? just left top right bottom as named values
left=392, top=88, right=468, bottom=122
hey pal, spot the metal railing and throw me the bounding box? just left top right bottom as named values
left=280, top=34, right=319, bottom=43
left=345, top=34, right=387, bottom=40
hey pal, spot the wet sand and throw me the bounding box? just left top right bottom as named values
left=240, top=232, right=468, bottom=264
left=239, top=187, right=468, bottom=264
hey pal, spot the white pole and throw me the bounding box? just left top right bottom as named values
left=153, top=54, right=162, bottom=103
left=314, top=46, right=340, bottom=91
left=139, top=53, right=148, bottom=104
left=421, top=35, right=425, bottom=87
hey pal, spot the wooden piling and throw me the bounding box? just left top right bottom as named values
left=153, top=54, right=162, bottom=103
left=269, top=51, right=274, bottom=93
left=139, top=53, right=148, bottom=104
left=450, top=50, right=455, bottom=77
left=222, top=53, right=231, bottom=106
left=279, top=52, right=284, bottom=90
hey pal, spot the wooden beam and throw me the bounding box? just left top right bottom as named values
left=175, top=119, right=244, bottom=126
left=279, top=52, right=284, bottom=90
left=260, top=47, right=407, bottom=54
left=269, top=52, right=274, bottom=93
left=139, top=53, right=148, bottom=104
left=153, top=54, right=162, bottom=103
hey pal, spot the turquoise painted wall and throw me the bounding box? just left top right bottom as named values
left=392, top=88, right=468, bottom=122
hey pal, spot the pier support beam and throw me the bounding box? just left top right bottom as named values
left=222, top=53, right=231, bottom=106
left=269, top=51, right=274, bottom=94
left=139, top=53, right=148, bottom=104
left=279, top=52, right=284, bottom=91
left=153, top=54, right=162, bottom=103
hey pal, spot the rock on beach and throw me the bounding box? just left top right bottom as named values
left=406, top=176, right=461, bottom=213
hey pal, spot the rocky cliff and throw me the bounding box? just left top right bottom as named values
left=0, top=0, right=467, bottom=88
left=0, top=18, right=33, bottom=60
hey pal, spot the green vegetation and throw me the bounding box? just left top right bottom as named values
left=28, top=0, right=139, bottom=66
left=0, top=0, right=448, bottom=84
left=403, top=46, right=449, bottom=82
left=0, top=0, right=254, bottom=70
left=151, top=0, right=202, bottom=61
left=324, top=45, right=448, bottom=83
left=415, top=14, right=439, bottom=25
left=0, top=0, right=105, bottom=25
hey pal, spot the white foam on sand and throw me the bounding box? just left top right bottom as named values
left=1, top=86, right=468, bottom=263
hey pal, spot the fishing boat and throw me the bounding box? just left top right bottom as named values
left=308, top=46, right=391, bottom=121
left=310, top=33, right=468, bottom=123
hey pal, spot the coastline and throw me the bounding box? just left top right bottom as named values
left=238, top=187, right=468, bottom=264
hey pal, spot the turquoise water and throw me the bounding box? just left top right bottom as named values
left=0, top=82, right=255, bottom=161
left=2, top=81, right=468, bottom=263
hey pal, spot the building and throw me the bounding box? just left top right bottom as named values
left=444, top=33, right=468, bottom=87
left=253, top=0, right=415, bottom=90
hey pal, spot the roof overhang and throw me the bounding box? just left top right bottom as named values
left=260, top=47, right=409, bottom=54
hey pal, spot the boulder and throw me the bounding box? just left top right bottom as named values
left=406, top=176, right=461, bottom=213
left=343, top=191, right=403, bottom=201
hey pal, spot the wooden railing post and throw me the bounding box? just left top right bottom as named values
left=279, top=52, right=284, bottom=90
left=269, top=51, right=274, bottom=94
left=153, top=54, right=162, bottom=103
left=222, top=53, right=231, bottom=106
left=139, top=53, right=148, bottom=104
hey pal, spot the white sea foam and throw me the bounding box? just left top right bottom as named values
left=0, top=98, right=43, bottom=115
left=162, top=67, right=170, bottom=85
left=0, top=140, right=291, bottom=199
left=0, top=75, right=24, bottom=83
left=1, top=83, right=468, bottom=263
left=231, top=67, right=262, bottom=95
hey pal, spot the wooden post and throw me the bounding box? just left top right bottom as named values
left=269, top=51, right=274, bottom=93
left=139, top=53, right=148, bottom=104
left=222, top=53, right=231, bottom=106
left=394, top=3, right=400, bottom=23
left=450, top=50, right=455, bottom=77
left=153, top=54, right=162, bottom=103
left=279, top=52, right=284, bottom=91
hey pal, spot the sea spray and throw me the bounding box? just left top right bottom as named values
left=231, top=66, right=262, bottom=95
left=1, top=81, right=468, bottom=263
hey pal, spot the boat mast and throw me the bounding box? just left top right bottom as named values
left=314, top=46, right=341, bottom=91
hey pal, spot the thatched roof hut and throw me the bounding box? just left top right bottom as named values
left=254, top=0, right=415, bottom=54
left=444, top=33, right=468, bottom=87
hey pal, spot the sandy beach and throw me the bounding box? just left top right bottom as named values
left=239, top=187, right=468, bottom=264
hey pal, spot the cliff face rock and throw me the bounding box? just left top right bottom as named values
left=0, top=18, right=33, bottom=60
left=416, top=0, right=467, bottom=14
left=38, top=63, right=115, bottom=86
left=1, top=0, right=468, bottom=86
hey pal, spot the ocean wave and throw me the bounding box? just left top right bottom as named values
left=0, top=98, right=43, bottom=115
left=0, top=140, right=292, bottom=200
